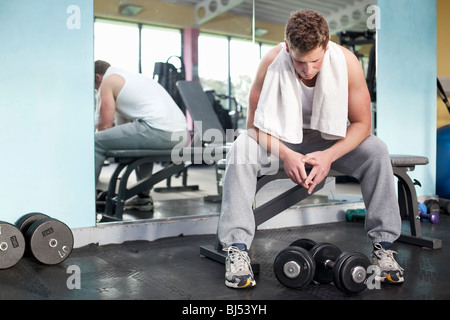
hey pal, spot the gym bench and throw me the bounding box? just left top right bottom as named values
left=200, top=154, right=442, bottom=274
left=99, top=148, right=202, bottom=221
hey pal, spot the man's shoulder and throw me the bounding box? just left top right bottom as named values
left=103, top=73, right=125, bottom=85
left=335, top=43, right=362, bottom=79
left=336, top=44, right=359, bottom=64
left=100, top=73, right=125, bottom=96
left=262, top=43, right=284, bottom=65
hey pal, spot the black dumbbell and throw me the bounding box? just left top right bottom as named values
left=273, top=239, right=316, bottom=289
left=15, top=212, right=74, bottom=265
left=309, top=242, right=371, bottom=294
left=274, top=239, right=371, bottom=294
left=291, top=239, right=370, bottom=292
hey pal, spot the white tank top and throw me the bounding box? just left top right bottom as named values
left=300, top=80, right=315, bottom=128
left=102, top=67, right=187, bottom=132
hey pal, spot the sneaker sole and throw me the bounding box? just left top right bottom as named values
left=376, top=274, right=404, bottom=284
left=225, top=278, right=256, bottom=289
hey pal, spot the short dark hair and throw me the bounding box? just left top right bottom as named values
left=95, top=60, right=111, bottom=75
left=285, top=9, right=329, bottom=54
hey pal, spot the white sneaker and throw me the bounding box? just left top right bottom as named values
left=223, top=245, right=256, bottom=288
left=370, top=243, right=404, bottom=283
left=124, top=195, right=154, bottom=211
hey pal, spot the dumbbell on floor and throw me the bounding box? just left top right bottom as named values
left=345, top=208, right=366, bottom=222
left=15, top=212, right=74, bottom=265
left=274, top=239, right=371, bottom=294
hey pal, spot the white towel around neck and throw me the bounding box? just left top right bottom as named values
left=253, top=41, right=348, bottom=144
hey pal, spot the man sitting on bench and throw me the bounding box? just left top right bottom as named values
left=94, top=60, right=188, bottom=211
left=218, top=9, right=404, bottom=288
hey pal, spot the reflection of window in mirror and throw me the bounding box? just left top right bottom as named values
left=141, top=26, right=182, bottom=78
left=198, top=35, right=275, bottom=129
left=198, top=34, right=229, bottom=93
left=94, top=19, right=183, bottom=77
left=229, top=38, right=261, bottom=112
left=94, top=19, right=139, bottom=72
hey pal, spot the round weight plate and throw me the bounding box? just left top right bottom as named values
left=310, top=242, right=342, bottom=284
left=332, top=252, right=352, bottom=293
left=15, top=212, right=50, bottom=234
left=26, top=218, right=74, bottom=265
left=289, top=238, right=317, bottom=251
left=0, top=221, right=26, bottom=269
left=273, top=246, right=315, bottom=289
left=335, top=252, right=370, bottom=294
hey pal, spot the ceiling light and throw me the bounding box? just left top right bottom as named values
left=255, top=28, right=268, bottom=37
left=119, top=4, right=143, bottom=16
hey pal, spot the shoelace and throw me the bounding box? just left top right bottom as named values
left=223, top=246, right=254, bottom=277
left=373, top=243, right=404, bottom=272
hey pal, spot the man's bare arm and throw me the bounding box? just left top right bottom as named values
left=97, top=74, right=125, bottom=131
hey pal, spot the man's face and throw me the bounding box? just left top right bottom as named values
left=286, top=42, right=328, bottom=81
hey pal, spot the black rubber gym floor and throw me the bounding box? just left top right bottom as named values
left=1, top=214, right=449, bottom=307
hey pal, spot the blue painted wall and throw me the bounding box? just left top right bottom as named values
left=0, top=0, right=95, bottom=228
left=377, top=0, right=437, bottom=196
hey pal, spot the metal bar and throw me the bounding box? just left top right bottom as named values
left=398, top=235, right=442, bottom=249
left=104, top=163, right=127, bottom=218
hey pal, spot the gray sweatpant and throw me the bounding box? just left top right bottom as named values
left=95, top=119, right=188, bottom=192
left=218, top=129, right=401, bottom=249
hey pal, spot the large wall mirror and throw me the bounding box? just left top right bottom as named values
left=94, top=0, right=377, bottom=224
